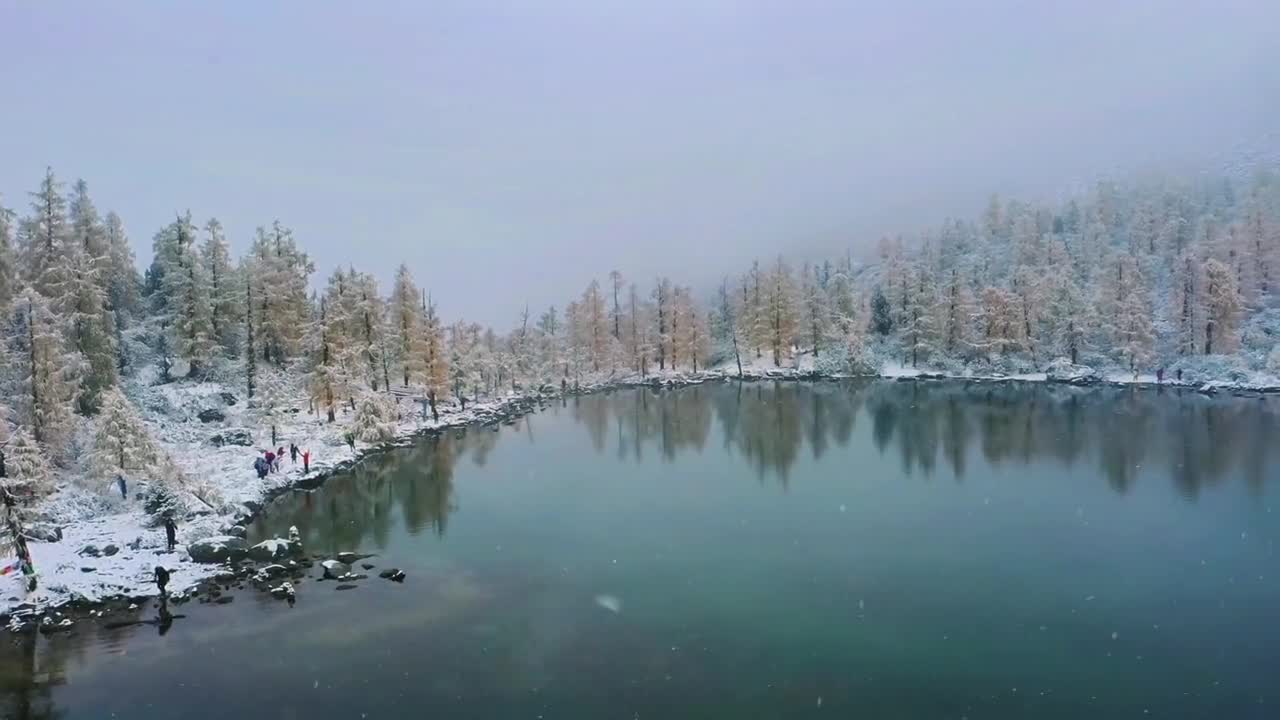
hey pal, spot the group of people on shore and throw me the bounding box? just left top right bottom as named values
left=254, top=443, right=310, bottom=479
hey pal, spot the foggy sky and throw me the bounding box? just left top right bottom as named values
left=3, top=1, right=1277, bottom=326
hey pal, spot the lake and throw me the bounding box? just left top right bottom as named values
left=3, top=380, right=1278, bottom=719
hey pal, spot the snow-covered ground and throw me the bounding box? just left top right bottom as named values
left=6, top=355, right=1278, bottom=622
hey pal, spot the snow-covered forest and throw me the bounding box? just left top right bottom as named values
left=1, top=165, right=1279, bottom=560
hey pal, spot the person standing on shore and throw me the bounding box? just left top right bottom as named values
left=264, top=449, right=276, bottom=473
left=275, top=447, right=285, bottom=472
left=154, top=565, right=170, bottom=599
left=116, top=474, right=128, bottom=500
left=303, top=449, right=311, bottom=474
left=290, top=443, right=299, bottom=464
left=1157, top=367, right=1164, bottom=384
left=164, top=516, right=177, bottom=551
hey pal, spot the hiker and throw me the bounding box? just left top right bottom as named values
left=154, top=565, right=171, bottom=598
left=1157, top=367, right=1165, bottom=384
left=254, top=456, right=268, bottom=480
left=264, top=449, right=276, bottom=473
left=116, top=474, right=128, bottom=500
left=290, top=443, right=299, bottom=464
left=1176, top=368, right=1183, bottom=383
left=345, top=432, right=355, bottom=452
left=302, top=449, right=311, bottom=474
left=164, top=516, right=177, bottom=551
left=275, top=447, right=285, bottom=472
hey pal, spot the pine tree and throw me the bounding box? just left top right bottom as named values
left=59, top=234, right=117, bottom=412
left=870, top=286, right=893, bottom=336
left=421, top=294, right=449, bottom=419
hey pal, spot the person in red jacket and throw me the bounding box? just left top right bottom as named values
left=264, top=449, right=276, bottom=473
left=302, top=449, right=311, bottom=474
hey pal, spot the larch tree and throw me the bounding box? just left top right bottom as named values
left=88, top=388, right=159, bottom=483
left=10, top=291, right=79, bottom=459
left=307, top=294, right=344, bottom=423
left=1, top=427, right=53, bottom=501
left=652, top=278, right=672, bottom=371
left=104, top=211, right=141, bottom=320
left=0, top=199, right=15, bottom=310
left=421, top=294, right=449, bottom=419
left=390, top=264, right=424, bottom=387
left=247, top=221, right=314, bottom=364
left=1171, top=253, right=1201, bottom=357
left=608, top=270, right=624, bottom=342
left=18, top=168, right=68, bottom=298
left=766, top=257, right=798, bottom=366
left=1202, top=257, right=1241, bottom=355
left=201, top=219, right=241, bottom=354
left=581, top=279, right=607, bottom=372
left=156, top=213, right=214, bottom=376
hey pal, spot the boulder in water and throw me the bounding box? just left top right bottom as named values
left=378, top=568, right=405, bottom=582
left=248, top=538, right=294, bottom=562
left=335, top=584, right=358, bottom=591
left=321, top=560, right=351, bottom=579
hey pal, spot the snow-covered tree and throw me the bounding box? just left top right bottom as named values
left=350, top=391, right=396, bottom=442
left=421, top=295, right=449, bottom=418
left=1202, top=257, right=1241, bottom=355
left=0, top=198, right=15, bottom=310
left=765, top=257, right=798, bottom=366
left=201, top=218, right=241, bottom=354
left=1, top=427, right=52, bottom=500
left=8, top=291, right=79, bottom=458
left=88, top=388, right=159, bottom=482
left=246, top=221, right=314, bottom=364
left=17, top=168, right=68, bottom=298
left=153, top=212, right=214, bottom=375
left=389, top=264, right=425, bottom=387
left=104, top=211, right=141, bottom=319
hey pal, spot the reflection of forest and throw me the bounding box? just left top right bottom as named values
left=253, top=381, right=1279, bottom=553
left=0, top=602, right=151, bottom=720
left=576, top=381, right=1280, bottom=496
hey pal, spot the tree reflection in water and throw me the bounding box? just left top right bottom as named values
left=252, top=381, right=1279, bottom=555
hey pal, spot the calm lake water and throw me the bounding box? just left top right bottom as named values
left=4, top=380, right=1279, bottom=719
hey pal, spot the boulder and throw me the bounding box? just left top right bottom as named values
left=214, top=596, right=235, bottom=604
left=197, top=408, right=226, bottom=424
left=321, top=560, right=351, bottom=579
left=102, top=544, right=119, bottom=557
left=336, top=552, right=360, bottom=565
left=1045, top=358, right=1101, bottom=385
left=187, top=536, right=249, bottom=564
left=258, top=564, right=288, bottom=579
left=78, top=544, right=100, bottom=558
left=221, top=525, right=248, bottom=539
left=213, top=570, right=237, bottom=584
left=335, top=584, right=358, bottom=591
left=378, top=568, right=405, bottom=582
left=219, top=392, right=239, bottom=406
left=361, top=563, right=376, bottom=571
left=24, top=523, right=62, bottom=543
left=209, top=429, right=253, bottom=447
left=269, top=582, right=295, bottom=600
left=247, top=538, right=295, bottom=562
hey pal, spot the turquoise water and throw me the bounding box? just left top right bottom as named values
left=3, top=381, right=1278, bottom=719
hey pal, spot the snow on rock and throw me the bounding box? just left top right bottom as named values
left=247, top=538, right=296, bottom=562
left=321, top=560, right=351, bottom=580
left=1046, top=359, right=1102, bottom=385
left=187, top=536, right=249, bottom=564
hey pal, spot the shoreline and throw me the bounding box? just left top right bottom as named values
left=5, top=363, right=1277, bottom=630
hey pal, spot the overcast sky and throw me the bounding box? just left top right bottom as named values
left=3, top=1, right=1277, bottom=326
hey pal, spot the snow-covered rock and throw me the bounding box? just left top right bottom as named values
left=25, top=524, right=63, bottom=543
left=187, top=536, right=249, bottom=564
left=321, top=560, right=351, bottom=579
left=247, top=538, right=295, bottom=562
left=1045, top=359, right=1101, bottom=385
